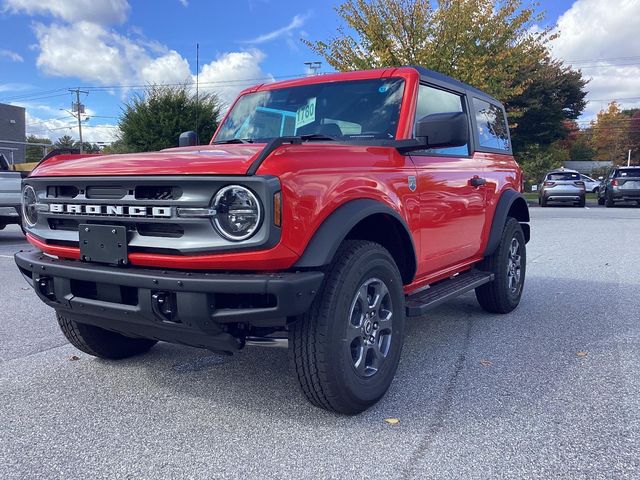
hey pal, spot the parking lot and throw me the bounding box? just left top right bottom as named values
left=1, top=204, right=639, bottom=479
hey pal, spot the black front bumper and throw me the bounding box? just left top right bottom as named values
left=15, top=251, right=323, bottom=352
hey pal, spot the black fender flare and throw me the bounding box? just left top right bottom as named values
left=484, top=189, right=530, bottom=256
left=294, top=199, right=417, bottom=282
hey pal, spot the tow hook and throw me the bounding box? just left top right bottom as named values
left=151, top=291, right=179, bottom=323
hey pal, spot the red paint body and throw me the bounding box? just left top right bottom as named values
left=28, top=67, right=523, bottom=295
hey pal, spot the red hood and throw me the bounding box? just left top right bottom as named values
left=30, top=145, right=265, bottom=177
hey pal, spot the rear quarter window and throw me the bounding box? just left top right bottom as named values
left=473, top=98, right=510, bottom=151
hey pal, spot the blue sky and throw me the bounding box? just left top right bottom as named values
left=0, top=0, right=638, bottom=144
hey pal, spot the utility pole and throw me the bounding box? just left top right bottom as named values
left=304, top=61, right=322, bottom=76
left=195, top=43, right=199, bottom=145
left=69, top=88, right=88, bottom=153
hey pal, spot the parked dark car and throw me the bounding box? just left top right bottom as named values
left=538, top=169, right=586, bottom=207
left=597, top=167, right=640, bottom=207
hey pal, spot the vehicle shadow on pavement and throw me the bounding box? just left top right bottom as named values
left=70, top=273, right=628, bottom=428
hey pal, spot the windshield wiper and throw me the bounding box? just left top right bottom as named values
left=213, top=138, right=254, bottom=145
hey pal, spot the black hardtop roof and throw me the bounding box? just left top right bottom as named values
left=408, top=66, right=503, bottom=107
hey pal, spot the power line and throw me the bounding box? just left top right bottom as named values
left=1, top=73, right=304, bottom=102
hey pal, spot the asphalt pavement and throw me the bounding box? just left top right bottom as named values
left=1, top=203, right=639, bottom=479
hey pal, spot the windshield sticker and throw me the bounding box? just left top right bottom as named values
left=295, top=97, right=316, bottom=129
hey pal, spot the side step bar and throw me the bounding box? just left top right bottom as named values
left=405, top=270, right=494, bottom=317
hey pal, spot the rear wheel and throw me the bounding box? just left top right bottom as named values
left=475, top=217, right=526, bottom=314
left=597, top=196, right=605, bottom=206
left=578, top=196, right=586, bottom=208
left=540, top=196, right=548, bottom=207
left=57, top=312, right=157, bottom=359
left=289, top=240, right=405, bottom=415
left=605, top=192, right=615, bottom=207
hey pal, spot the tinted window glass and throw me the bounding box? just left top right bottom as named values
left=616, top=168, right=640, bottom=177
left=548, top=172, right=580, bottom=181
left=216, top=79, right=405, bottom=142
left=473, top=98, right=510, bottom=151
left=414, top=85, right=468, bottom=155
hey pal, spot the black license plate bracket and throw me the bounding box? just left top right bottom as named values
left=79, top=224, right=128, bottom=265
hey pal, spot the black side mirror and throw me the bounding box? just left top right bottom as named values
left=415, top=112, right=468, bottom=149
left=179, top=131, right=197, bottom=147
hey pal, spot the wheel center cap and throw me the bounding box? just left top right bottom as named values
left=363, top=320, right=373, bottom=335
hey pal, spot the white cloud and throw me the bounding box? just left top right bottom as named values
left=23, top=111, right=119, bottom=143
left=196, top=50, right=273, bottom=107
left=0, top=49, right=23, bottom=62
left=242, top=13, right=309, bottom=44
left=33, top=21, right=191, bottom=86
left=178, top=0, right=188, bottom=6
left=550, top=0, right=640, bottom=119
left=2, top=0, right=130, bottom=24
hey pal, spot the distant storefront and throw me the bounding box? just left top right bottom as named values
left=0, top=103, right=26, bottom=164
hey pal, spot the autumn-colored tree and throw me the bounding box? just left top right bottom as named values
left=590, top=102, right=630, bottom=164
left=628, top=111, right=640, bottom=164
left=305, top=0, right=587, bottom=155
left=306, top=0, right=549, bottom=102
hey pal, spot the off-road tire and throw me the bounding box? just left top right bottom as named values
left=475, top=217, right=526, bottom=314
left=57, top=312, right=157, bottom=359
left=289, top=240, right=405, bottom=415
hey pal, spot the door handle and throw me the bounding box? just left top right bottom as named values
left=470, top=177, right=486, bottom=188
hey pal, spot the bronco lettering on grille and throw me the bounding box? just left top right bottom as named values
left=49, top=204, right=172, bottom=217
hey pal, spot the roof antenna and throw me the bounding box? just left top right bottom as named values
left=195, top=42, right=200, bottom=146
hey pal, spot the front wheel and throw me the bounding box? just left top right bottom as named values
left=57, top=312, right=157, bottom=359
left=289, top=240, right=405, bottom=415
left=475, top=217, right=526, bottom=314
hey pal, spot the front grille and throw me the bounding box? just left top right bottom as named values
left=26, top=175, right=280, bottom=256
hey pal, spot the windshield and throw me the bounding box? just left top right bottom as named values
left=214, top=78, right=405, bottom=143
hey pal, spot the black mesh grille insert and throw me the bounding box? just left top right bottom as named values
left=135, top=186, right=182, bottom=200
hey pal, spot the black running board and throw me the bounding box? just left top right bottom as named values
left=405, top=270, right=494, bottom=317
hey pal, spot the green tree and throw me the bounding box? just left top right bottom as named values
left=117, top=84, right=221, bottom=152
left=517, top=143, right=568, bottom=186
left=507, top=56, right=587, bottom=152
left=73, top=141, right=101, bottom=153
left=54, top=135, right=76, bottom=149
left=25, top=135, right=52, bottom=163
left=569, top=137, right=595, bottom=162
left=305, top=0, right=587, bottom=153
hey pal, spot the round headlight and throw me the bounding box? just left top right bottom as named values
left=21, top=185, right=38, bottom=227
left=212, top=185, right=262, bottom=241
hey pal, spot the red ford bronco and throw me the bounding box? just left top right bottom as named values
left=16, top=67, right=529, bottom=414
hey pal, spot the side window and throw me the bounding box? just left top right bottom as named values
left=414, top=84, right=469, bottom=156
left=473, top=98, right=510, bottom=151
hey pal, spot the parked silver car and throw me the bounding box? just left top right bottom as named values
left=580, top=174, right=602, bottom=193
left=538, top=169, right=586, bottom=207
